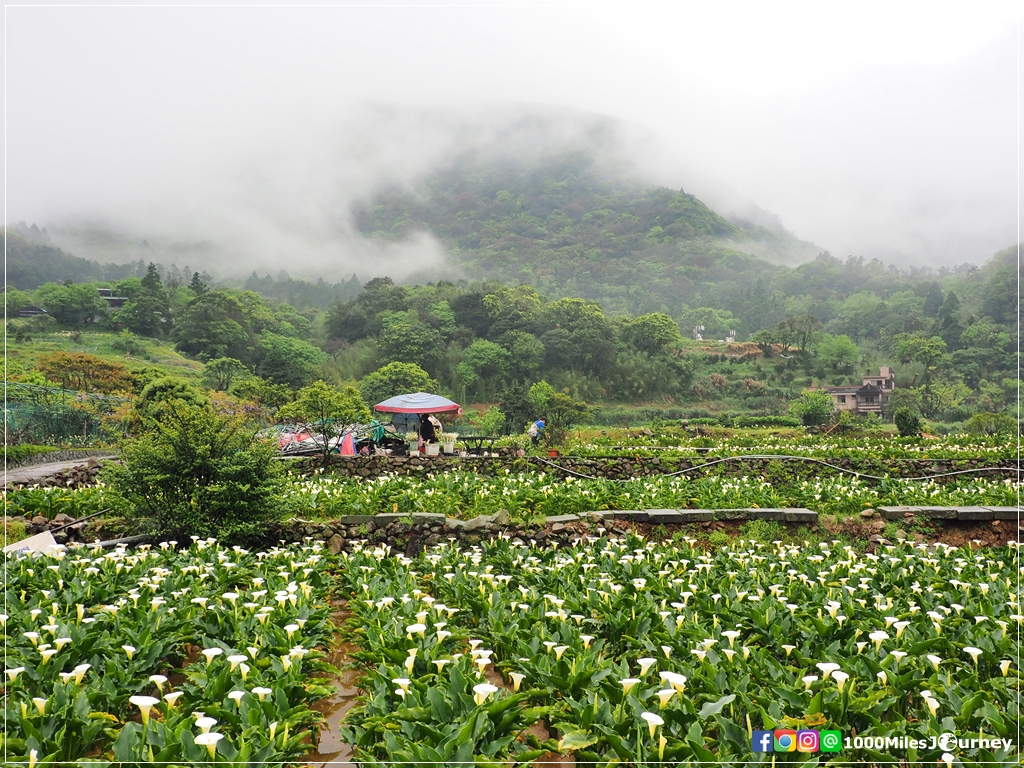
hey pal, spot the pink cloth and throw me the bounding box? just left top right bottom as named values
left=339, top=433, right=356, bottom=455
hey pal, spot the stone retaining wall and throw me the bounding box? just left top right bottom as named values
left=301, top=453, right=1019, bottom=483
left=270, top=505, right=1021, bottom=555
left=8, top=505, right=1019, bottom=553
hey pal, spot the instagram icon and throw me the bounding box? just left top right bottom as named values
left=797, top=730, right=819, bottom=752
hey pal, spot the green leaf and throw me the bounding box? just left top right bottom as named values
left=806, top=691, right=823, bottom=715
left=699, top=693, right=736, bottom=719
left=557, top=729, right=598, bottom=753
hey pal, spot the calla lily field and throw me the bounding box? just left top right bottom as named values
left=3, top=463, right=1021, bottom=765
left=3, top=539, right=336, bottom=765
left=333, top=534, right=1021, bottom=766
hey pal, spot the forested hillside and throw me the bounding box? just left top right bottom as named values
left=5, top=149, right=1019, bottom=427
left=352, top=151, right=820, bottom=316
left=5, top=232, right=146, bottom=289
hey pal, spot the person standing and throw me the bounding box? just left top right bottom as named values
left=527, top=418, right=546, bottom=446
left=420, top=414, right=437, bottom=443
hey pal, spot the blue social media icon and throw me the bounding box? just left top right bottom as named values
left=752, top=730, right=774, bottom=752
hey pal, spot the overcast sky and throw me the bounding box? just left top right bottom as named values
left=5, top=2, right=1022, bottom=277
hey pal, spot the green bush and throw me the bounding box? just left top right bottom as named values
left=738, top=519, right=786, bottom=543
left=893, top=407, right=922, bottom=437
left=964, top=411, right=1017, bottom=436
left=708, top=530, right=730, bottom=547
left=789, top=390, right=835, bottom=427
left=104, top=399, right=284, bottom=544
left=3, top=518, right=27, bottom=544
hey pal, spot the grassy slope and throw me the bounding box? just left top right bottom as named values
left=7, top=330, right=203, bottom=382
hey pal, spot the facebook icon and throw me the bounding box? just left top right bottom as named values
left=752, top=731, right=774, bottom=752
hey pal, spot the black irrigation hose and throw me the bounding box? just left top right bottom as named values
left=533, top=454, right=1019, bottom=483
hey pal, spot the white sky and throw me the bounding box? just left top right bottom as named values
left=5, top=1, right=1022, bottom=275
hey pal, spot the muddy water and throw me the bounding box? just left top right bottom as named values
left=304, top=608, right=362, bottom=768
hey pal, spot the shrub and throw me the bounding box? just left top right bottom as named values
left=708, top=530, right=730, bottom=547
left=104, top=399, right=284, bottom=544
left=3, top=518, right=27, bottom=544
left=738, top=519, right=786, bottom=543
left=964, top=411, right=1017, bottom=436
left=789, top=390, right=835, bottom=427
left=893, top=407, right=922, bottom=437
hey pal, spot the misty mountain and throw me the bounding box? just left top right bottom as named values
left=352, top=150, right=821, bottom=315
left=4, top=231, right=149, bottom=289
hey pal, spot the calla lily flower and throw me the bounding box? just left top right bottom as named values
left=816, top=662, right=841, bottom=679
left=510, top=672, right=525, bottom=691
left=620, top=677, right=640, bottom=694
left=963, top=646, right=982, bottom=664
left=194, top=732, right=224, bottom=757
left=656, top=688, right=675, bottom=707
left=196, top=716, right=218, bottom=733
left=32, top=697, right=48, bottom=715
left=473, top=682, right=498, bottom=705
left=129, top=695, right=159, bottom=724
left=637, top=657, right=656, bottom=676
left=201, top=648, right=223, bottom=665
left=640, top=711, right=664, bottom=738
left=6, top=667, right=26, bottom=682
left=149, top=674, right=168, bottom=692
left=721, top=630, right=741, bottom=647
left=164, top=691, right=183, bottom=707
left=801, top=675, right=818, bottom=690
left=253, top=686, right=273, bottom=701
left=999, top=660, right=1012, bottom=676
left=831, top=670, right=850, bottom=692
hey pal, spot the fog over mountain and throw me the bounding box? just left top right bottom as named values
left=5, top=3, right=1021, bottom=280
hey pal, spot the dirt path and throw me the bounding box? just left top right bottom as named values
left=4, top=457, right=115, bottom=486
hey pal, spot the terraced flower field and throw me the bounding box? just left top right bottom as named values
left=283, top=472, right=1019, bottom=521
left=336, top=535, right=1021, bottom=765
left=4, top=524, right=1020, bottom=765
left=3, top=540, right=337, bottom=764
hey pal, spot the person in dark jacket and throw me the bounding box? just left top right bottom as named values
left=420, top=414, right=437, bottom=443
